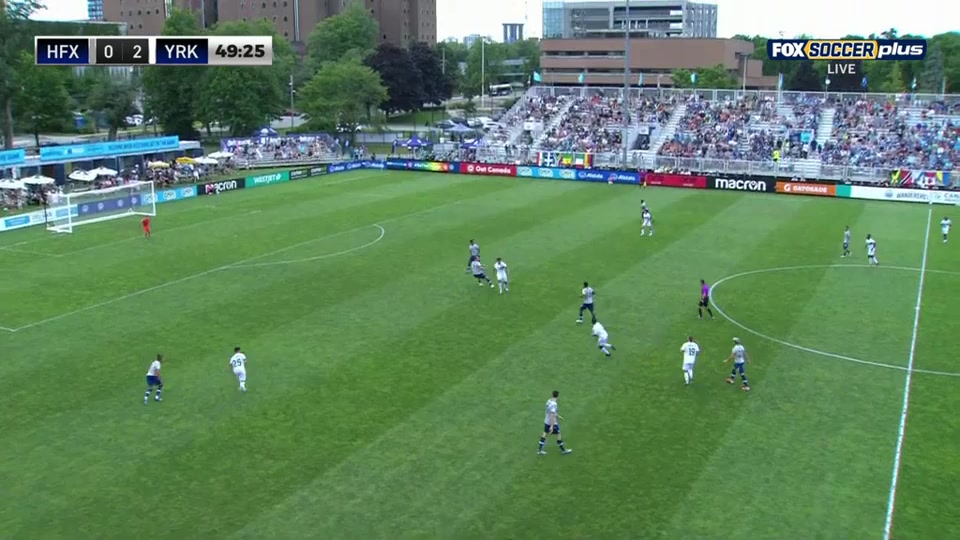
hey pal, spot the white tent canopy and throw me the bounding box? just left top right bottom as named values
left=21, top=174, right=56, bottom=186
left=193, top=157, right=218, bottom=165
left=90, top=166, right=118, bottom=176
left=68, top=170, right=98, bottom=182
left=207, top=151, right=233, bottom=159
left=0, top=179, right=26, bottom=190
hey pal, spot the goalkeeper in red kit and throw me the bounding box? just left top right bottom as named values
left=141, top=217, right=151, bottom=238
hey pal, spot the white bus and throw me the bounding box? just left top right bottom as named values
left=488, top=84, right=512, bottom=97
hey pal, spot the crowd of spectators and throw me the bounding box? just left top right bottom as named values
left=822, top=98, right=960, bottom=169
left=536, top=95, right=675, bottom=153
left=225, top=134, right=337, bottom=164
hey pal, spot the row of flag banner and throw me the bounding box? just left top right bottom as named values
left=537, top=151, right=593, bottom=168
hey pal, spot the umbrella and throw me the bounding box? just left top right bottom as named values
left=447, top=123, right=476, bottom=133
left=0, top=179, right=26, bottom=190
left=68, top=170, right=98, bottom=182
left=90, top=166, right=118, bottom=176
left=404, top=135, right=426, bottom=149
left=255, top=127, right=278, bottom=136
left=208, top=151, right=233, bottom=159
left=176, top=157, right=196, bottom=164
left=148, top=161, right=170, bottom=169
left=193, top=157, right=218, bottom=165
left=22, top=174, right=56, bottom=186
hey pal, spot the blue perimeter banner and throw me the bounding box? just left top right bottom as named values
left=77, top=195, right=142, bottom=217
left=40, top=136, right=180, bottom=162
left=143, top=186, right=198, bottom=205
left=0, top=149, right=26, bottom=167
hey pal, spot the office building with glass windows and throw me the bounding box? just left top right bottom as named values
left=87, top=0, right=104, bottom=20
left=543, top=0, right=717, bottom=39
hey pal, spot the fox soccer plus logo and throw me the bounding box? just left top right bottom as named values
left=767, top=39, right=927, bottom=61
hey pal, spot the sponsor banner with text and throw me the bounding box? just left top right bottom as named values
left=837, top=185, right=960, bottom=205
left=775, top=181, right=836, bottom=197
left=198, top=177, right=246, bottom=196
left=77, top=195, right=142, bottom=217
left=0, top=205, right=76, bottom=232
left=309, top=165, right=329, bottom=177
left=143, top=186, right=197, bottom=205
left=384, top=159, right=453, bottom=172
left=708, top=176, right=775, bottom=193
left=645, top=173, right=707, bottom=189
left=575, top=169, right=640, bottom=184
left=460, top=162, right=516, bottom=176
left=516, top=166, right=577, bottom=180
left=289, top=168, right=310, bottom=180
left=246, top=171, right=290, bottom=188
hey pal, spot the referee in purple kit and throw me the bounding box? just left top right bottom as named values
left=698, top=279, right=715, bottom=320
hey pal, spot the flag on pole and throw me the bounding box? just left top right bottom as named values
left=911, top=77, right=917, bottom=90
left=825, top=77, right=831, bottom=87
left=638, top=73, right=644, bottom=86
left=861, top=76, right=868, bottom=89
left=533, top=71, right=542, bottom=83
left=777, top=73, right=784, bottom=91
left=690, top=72, right=697, bottom=85
left=578, top=72, right=585, bottom=84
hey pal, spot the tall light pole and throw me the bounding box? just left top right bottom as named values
left=288, top=74, right=296, bottom=131
left=622, top=0, right=631, bottom=167
left=480, top=37, right=486, bottom=110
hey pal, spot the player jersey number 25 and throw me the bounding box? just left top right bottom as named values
left=231, top=357, right=244, bottom=368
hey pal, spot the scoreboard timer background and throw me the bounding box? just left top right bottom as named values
left=35, top=36, right=274, bottom=66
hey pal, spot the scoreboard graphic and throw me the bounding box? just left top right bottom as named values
left=35, top=36, right=274, bottom=66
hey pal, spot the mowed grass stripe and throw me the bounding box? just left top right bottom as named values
left=229, top=185, right=746, bottom=538
left=666, top=200, right=931, bottom=538
left=0, top=173, right=514, bottom=325
left=0, top=179, right=650, bottom=537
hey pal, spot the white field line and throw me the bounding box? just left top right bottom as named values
left=0, top=171, right=383, bottom=254
left=230, top=225, right=385, bottom=269
left=0, top=246, right=58, bottom=257
left=882, top=207, right=933, bottom=540
left=710, top=263, right=960, bottom=377
left=1, top=199, right=461, bottom=333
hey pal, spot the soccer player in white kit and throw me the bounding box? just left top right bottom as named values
left=592, top=320, right=615, bottom=356
left=537, top=390, right=572, bottom=456
left=680, top=336, right=700, bottom=385
left=144, top=354, right=163, bottom=404
left=641, top=208, right=654, bottom=236
left=229, top=346, right=248, bottom=392
left=494, top=257, right=509, bottom=294
left=865, top=234, right=879, bottom=266
left=942, top=217, right=952, bottom=243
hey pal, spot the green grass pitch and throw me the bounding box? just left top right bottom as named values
left=1, top=170, right=958, bottom=539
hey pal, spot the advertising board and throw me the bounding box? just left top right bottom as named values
left=775, top=181, right=836, bottom=196
left=645, top=173, right=707, bottom=189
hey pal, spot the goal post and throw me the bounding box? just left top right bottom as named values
left=47, top=180, right=156, bottom=234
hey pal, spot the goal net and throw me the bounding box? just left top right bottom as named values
left=47, top=180, right=156, bottom=234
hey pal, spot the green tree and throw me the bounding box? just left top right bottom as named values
left=0, top=0, right=43, bottom=148
left=409, top=41, right=452, bottom=106
left=199, top=19, right=296, bottom=136
left=510, top=38, right=541, bottom=75
left=462, top=98, right=477, bottom=119
left=11, top=51, right=71, bottom=146
left=142, top=9, right=203, bottom=138
left=882, top=62, right=905, bottom=93
left=87, top=73, right=140, bottom=140
left=367, top=43, right=423, bottom=114
left=299, top=59, right=387, bottom=134
left=671, top=65, right=737, bottom=89
left=463, top=39, right=507, bottom=96
left=306, top=1, right=378, bottom=71
left=919, top=41, right=945, bottom=93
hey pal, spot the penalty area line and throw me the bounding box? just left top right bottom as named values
left=882, top=206, right=933, bottom=540
left=4, top=198, right=462, bottom=333
left=230, top=225, right=385, bottom=269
